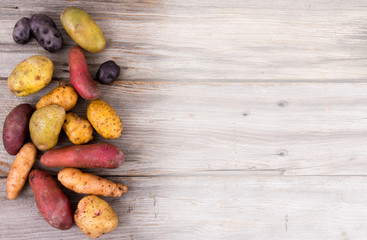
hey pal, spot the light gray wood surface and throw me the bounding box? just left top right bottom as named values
left=1, top=176, right=367, bottom=240
left=1, top=0, right=367, bottom=82
left=1, top=0, right=367, bottom=239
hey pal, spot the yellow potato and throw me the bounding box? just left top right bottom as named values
left=63, top=112, right=93, bottom=145
left=87, top=99, right=122, bottom=139
left=74, top=195, right=118, bottom=239
left=61, top=7, right=106, bottom=53
left=7, top=55, right=53, bottom=97
left=6, top=143, right=37, bottom=200
left=36, top=85, right=78, bottom=111
left=29, top=105, right=66, bottom=151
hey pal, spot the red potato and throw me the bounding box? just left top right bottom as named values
left=69, top=46, right=100, bottom=100
left=40, top=143, right=124, bottom=169
left=3, top=104, right=34, bottom=155
left=29, top=169, right=73, bottom=230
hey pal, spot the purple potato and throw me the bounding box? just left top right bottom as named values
left=3, top=104, right=34, bottom=155
left=96, top=61, right=121, bottom=84
left=13, top=17, right=32, bottom=44
left=30, top=14, right=63, bottom=53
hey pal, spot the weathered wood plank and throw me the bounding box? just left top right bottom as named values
left=1, top=1, right=367, bottom=239
left=0, top=0, right=367, bottom=81
left=1, top=176, right=366, bottom=239
left=1, top=81, right=367, bottom=176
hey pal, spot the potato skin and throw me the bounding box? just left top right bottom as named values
left=29, top=104, right=66, bottom=151
left=7, top=55, right=53, bottom=97
left=36, top=85, right=78, bottom=111
left=61, top=7, right=106, bottom=54
left=3, top=104, right=34, bottom=155
left=6, top=143, right=37, bottom=199
left=30, top=14, right=63, bottom=53
left=63, top=112, right=93, bottom=145
left=13, top=17, right=32, bottom=44
left=75, top=195, right=118, bottom=238
left=69, top=46, right=100, bottom=100
left=58, top=168, right=127, bottom=197
left=40, top=143, right=124, bottom=168
left=87, top=99, right=123, bottom=139
left=96, top=60, right=120, bottom=84
left=29, top=169, right=73, bottom=230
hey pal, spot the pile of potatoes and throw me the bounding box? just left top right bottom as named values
left=4, top=7, right=127, bottom=239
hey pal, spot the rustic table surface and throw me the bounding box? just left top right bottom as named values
left=1, top=0, right=367, bottom=239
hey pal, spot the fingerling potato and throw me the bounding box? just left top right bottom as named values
left=6, top=143, right=37, bottom=199
left=40, top=143, right=124, bottom=169
left=58, top=168, right=127, bottom=197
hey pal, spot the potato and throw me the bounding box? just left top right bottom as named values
left=7, top=55, right=53, bottom=97
left=74, top=195, right=118, bottom=238
left=31, top=14, right=63, bottom=53
left=29, top=104, right=65, bottom=151
left=3, top=104, right=34, bottom=155
left=6, top=143, right=37, bottom=200
left=29, top=169, right=73, bottom=230
left=87, top=99, right=123, bottom=139
left=63, top=112, right=93, bottom=145
left=96, top=60, right=120, bottom=84
left=13, top=17, right=32, bottom=44
left=36, top=85, right=78, bottom=111
left=58, top=168, right=127, bottom=197
left=61, top=7, right=106, bottom=54
left=69, top=46, right=100, bottom=100
left=40, top=143, right=124, bottom=169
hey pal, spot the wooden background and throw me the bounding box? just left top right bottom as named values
left=1, top=0, right=367, bottom=239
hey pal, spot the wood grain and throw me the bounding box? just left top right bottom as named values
left=1, top=0, right=367, bottom=239
left=2, top=81, right=367, bottom=176
left=0, top=0, right=367, bottom=81
left=1, top=176, right=367, bottom=239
